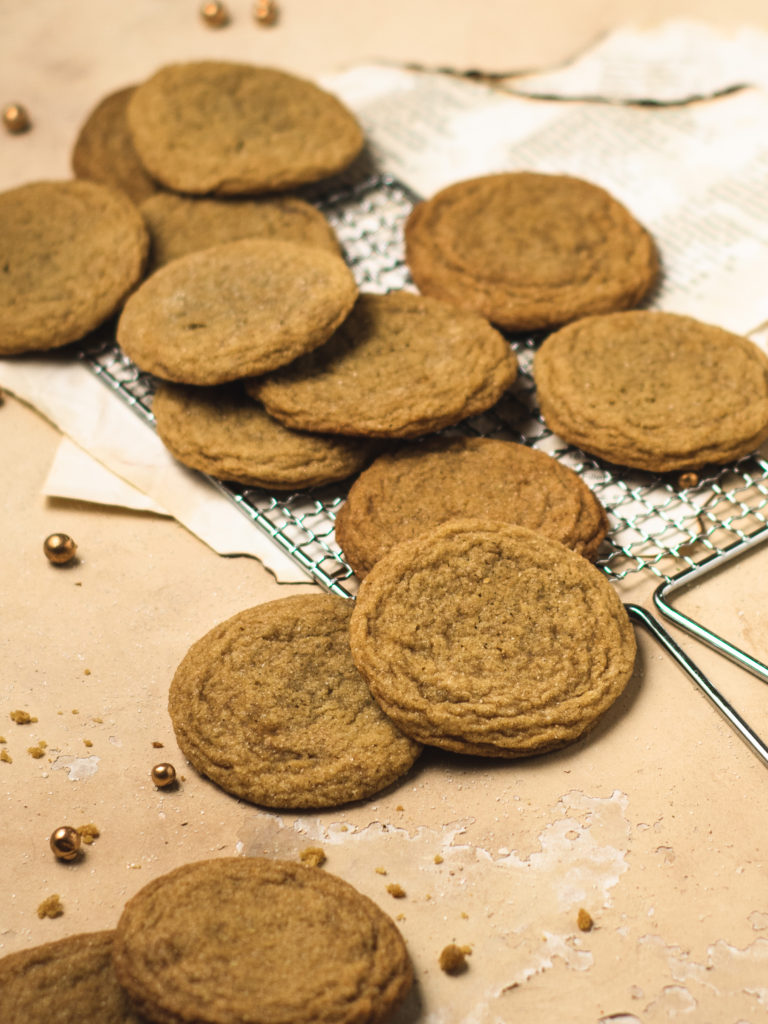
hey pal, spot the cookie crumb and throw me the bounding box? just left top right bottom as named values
left=0, top=736, right=6, bottom=743
left=374, top=866, right=388, bottom=876
left=386, top=883, right=406, bottom=899
left=460, top=911, right=469, bottom=920
left=28, top=745, right=46, bottom=759
left=395, top=804, right=404, bottom=811
left=434, top=854, right=444, bottom=864
left=77, top=823, right=100, bottom=845
left=299, top=846, right=326, bottom=868
left=83, top=739, right=93, bottom=748
left=1, top=749, right=12, bottom=763
left=10, top=710, right=37, bottom=724
left=71, top=709, right=79, bottom=715
left=439, top=943, right=471, bottom=975
left=577, top=908, right=594, bottom=932
left=152, top=741, right=164, bottom=748
left=92, top=716, right=103, bottom=724
left=84, top=668, right=91, bottom=676
left=37, top=894, right=64, bottom=919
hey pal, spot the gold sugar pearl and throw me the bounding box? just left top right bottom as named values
left=50, top=825, right=81, bottom=861
left=253, top=0, right=278, bottom=25
left=43, top=533, right=77, bottom=565
left=200, top=1, right=229, bottom=27
left=677, top=471, right=700, bottom=491
left=3, top=103, right=31, bottom=134
left=151, top=762, right=177, bottom=788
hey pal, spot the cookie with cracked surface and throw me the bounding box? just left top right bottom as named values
left=405, top=172, right=658, bottom=331
left=251, top=291, right=517, bottom=438
left=127, top=62, right=364, bottom=195
left=534, top=311, right=768, bottom=472
left=153, top=382, right=376, bottom=490
left=139, top=192, right=339, bottom=272
left=0, top=931, right=147, bottom=1024
left=349, top=519, right=636, bottom=757
left=335, top=436, right=608, bottom=578
left=0, top=180, right=148, bottom=355
left=116, top=237, right=357, bottom=385
left=72, top=86, right=160, bottom=205
left=168, top=593, right=420, bottom=808
left=112, top=857, right=413, bottom=1024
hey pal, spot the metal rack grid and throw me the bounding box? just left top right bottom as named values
left=78, top=171, right=768, bottom=598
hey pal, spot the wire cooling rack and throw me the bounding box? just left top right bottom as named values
left=77, top=171, right=768, bottom=598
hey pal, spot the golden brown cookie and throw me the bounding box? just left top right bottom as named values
left=0, top=931, right=146, bottom=1023
left=72, top=86, right=159, bottom=205
left=139, top=192, right=339, bottom=272
left=127, top=62, right=364, bottom=195
left=116, top=237, right=357, bottom=385
left=349, top=519, right=636, bottom=757
left=0, top=180, right=148, bottom=355
left=335, top=436, right=608, bottom=577
left=534, top=311, right=768, bottom=472
left=251, top=291, right=517, bottom=438
left=405, top=172, right=658, bottom=331
left=153, top=382, right=375, bottom=490
left=168, top=594, right=420, bottom=808
left=112, top=857, right=413, bottom=1024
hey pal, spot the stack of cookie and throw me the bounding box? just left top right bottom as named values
left=0, top=857, right=414, bottom=1024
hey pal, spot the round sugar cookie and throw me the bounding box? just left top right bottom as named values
left=152, top=382, right=376, bottom=490
left=139, top=192, right=339, bottom=271
left=335, top=436, right=609, bottom=577
left=116, top=237, right=357, bottom=385
left=127, top=62, right=364, bottom=195
left=251, top=291, right=517, bottom=438
left=405, top=172, right=658, bottom=331
left=534, top=311, right=768, bottom=472
left=349, top=519, right=636, bottom=757
left=0, top=931, right=146, bottom=1024
left=72, top=86, right=160, bottom=205
left=168, top=594, right=421, bottom=808
left=0, top=180, right=148, bottom=355
left=112, top=857, right=413, bottom=1024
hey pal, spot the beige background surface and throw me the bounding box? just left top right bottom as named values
left=4, top=3, right=768, bottom=1022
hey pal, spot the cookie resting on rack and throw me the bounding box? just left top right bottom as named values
left=534, top=310, right=768, bottom=472
left=116, top=237, right=357, bottom=385
left=112, top=857, right=413, bottom=1024
left=168, top=593, right=421, bottom=808
left=405, top=172, right=658, bottom=331
left=126, top=61, right=364, bottom=195
left=139, top=191, right=340, bottom=272
left=349, top=519, right=636, bottom=757
left=250, top=291, right=517, bottom=438
left=0, top=180, right=148, bottom=355
left=0, top=931, right=145, bottom=1024
left=335, top=435, right=609, bottom=577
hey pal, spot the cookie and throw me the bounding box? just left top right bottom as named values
left=168, top=594, right=420, bottom=808
left=335, top=436, right=608, bottom=577
left=0, top=931, right=146, bottom=1023
left=153, top=382, right=375, bottom=490
left=349, top=519, right=636, bottom=757
left=534, top=311, right=768, bottom=472
left=116, top=237, right=357, bottom=385
left=405, top=172, right=658, bottom=331
left=0, top=180, right=149, bottom=355
left=139, top=192, right=339, bottom=272
left=127, top=62, right=364, bottom=195
left=72, top=86, right=159, bottom=205
left=251, top=291, right=517, bottom=438
left=112, top=857, right=413, bottom=1024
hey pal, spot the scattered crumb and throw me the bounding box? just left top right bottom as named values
left=28, top=745, right=46, bottom=759
left=577, top=908, right=594, bottom=932
left=37, top=895, right=64, bottom=919
left=434, top=854, right=444, bottom=864
left=395, top=913, right=406, bottom=922
left=387, top=883, right=406, bottom=899
left=1, top=749, right=12, bottom=763
left=375, top=866, right=388, bottom=876
left=92, top=716, right=103, bottom=724
left=395, top=804, right=404, bottom=811
left=0, top=736, right=5, bottom=743
left=152, top=741, right=164, bottom=748
left=460, top=912, right=469, bottom=920
left=57, top=711, right=64, bottom=716
left=439, top=943, right=472, bottom=975
left=84, top=669, right=91, bottom=676
left=299, top=846, right=326, bottom=868
left=83, top=739, right=93, bottom=748
left=339, top=825, right=348, bottom=832
left=71, top=709, right=79, bottom=715
left=10, top=710, right=37, bottom=725
left=424, top=894, right=432, bottom=900
left=77, top=824, right=100, bottom=845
